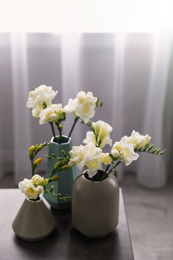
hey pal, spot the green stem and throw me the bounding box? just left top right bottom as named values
left=81, top=120, right=94, bottom=132
left=31, top=159, right=34, bottom=177
left=100, top=171, right=106, bottom=181
left=105, top=164, right=111, bottom=174
left=107, top=161, right=121, bottom=175
left=68, top=116, right=79, bottom=139
left=50, top=122, right=56, bottom=138
left=114, top=160, right=121, bottom=168
left=59, top=128, right=62, bottom=143
left=99, top=165, right=110, bottom=181
left=50, top=168, right=61, bottom=178
left=56, top=123, right=62, bottom=144
left=59, top=124, right=62, bottom=144
left=135, top=148, right=166, bottom=155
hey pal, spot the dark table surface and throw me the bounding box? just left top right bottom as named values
left=0, top=188, right=134, bottom=260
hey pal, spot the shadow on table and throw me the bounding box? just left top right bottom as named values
left=67, top=228, right=120, bottom=260
left=12, top=207, right=131, bottom=260
left=13, top=228, right=59, bottom=259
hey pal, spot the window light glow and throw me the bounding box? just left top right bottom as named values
left=0, top=0, right=173, bottom=33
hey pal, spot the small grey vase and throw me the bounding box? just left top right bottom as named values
left=72, top=171, right=119, bottom=238
left=12, top=197, right=56, bottom=241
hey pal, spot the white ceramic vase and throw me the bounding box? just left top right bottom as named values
left=12, top=197, right=56, bottom=241
left=72, top=171, right=119, bottom=238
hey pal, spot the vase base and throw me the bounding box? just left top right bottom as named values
left=15, top=229, right=55, bottom=242
left=74, top=221, right=118, bottom=238
left=75, top=228, right=115, bottom=238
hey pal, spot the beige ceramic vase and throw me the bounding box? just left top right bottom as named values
left=72, top=171, right=119, bottom=238
left=12, top=197, right=56, bottom=241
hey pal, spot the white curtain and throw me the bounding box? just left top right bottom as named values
left=0, top=32, right=173, bottom=188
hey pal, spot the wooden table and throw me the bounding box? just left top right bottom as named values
left=0, top=189, right=134, bottom=260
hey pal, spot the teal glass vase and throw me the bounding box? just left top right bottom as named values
left=43, top=135, right=77, bottom=210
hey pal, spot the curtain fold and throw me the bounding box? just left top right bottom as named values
left=137, top=34, right=173, bottom=188
left=0, top=32, right=172, bottom=187
left=11, top=33, right=32, bottom=183
left=60, top=33, right=82, bottom=145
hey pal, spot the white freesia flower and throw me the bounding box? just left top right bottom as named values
left=102, top=153, right=112, bottom=165
left=111, top=141, right=124, bottom=162
left=69, top=142, right=103, bottom=178
left=111, top=141, right=122, bottom=152
left=85, top=142, right=103, bottom=178
left=19, top=178, right=31, bottom=192
left=85, top=156, right=103, bottom=178
left=39, top=104, right=66, bottom=124
left=111, top=140, right=139, bottom=166
left=64, top=98, right=77, bottom=114
left=83, top=120, right=112, bottom=148
left=31, top=174, right=44, bottom=186
left=127, top=130, right=151, bottom=149
left=19, top=178, right=43, bottom=200
left=36, top=185, right=44, bottom=195
left=83, top=131, right=97, bottom=146
left=68, top=144, right=89, bottom=170
left=121, top=143, right=139, bottom=166
left=64, top=91, right=97, bottom=123
left=111, top=149, right=120, bottom=158
left=26, top=85, right=58, bottom=117
left=32, top=106, right=43, bottom=118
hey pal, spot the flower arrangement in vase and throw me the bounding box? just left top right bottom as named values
left=26, top=85, right=103, bottom=209
left=25, top=84, right=166, bottom=238
left=66, top=121, right=166, bottom=237
left=12, top=142, right=70, bottom=241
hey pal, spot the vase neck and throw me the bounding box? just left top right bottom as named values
left=84, top=170, right=108, bottom=182
left=52, top=135, right=70, bottom=144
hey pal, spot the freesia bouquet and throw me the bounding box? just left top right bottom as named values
left=19, top=85, right=103, bottom=200
left=68, top=121, right=166, bottom=181
left=26, top=85, right=102, bottom=143
left=19, top=84, right=165, bottom=200
left=47, top=118, right=166, bottom=181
